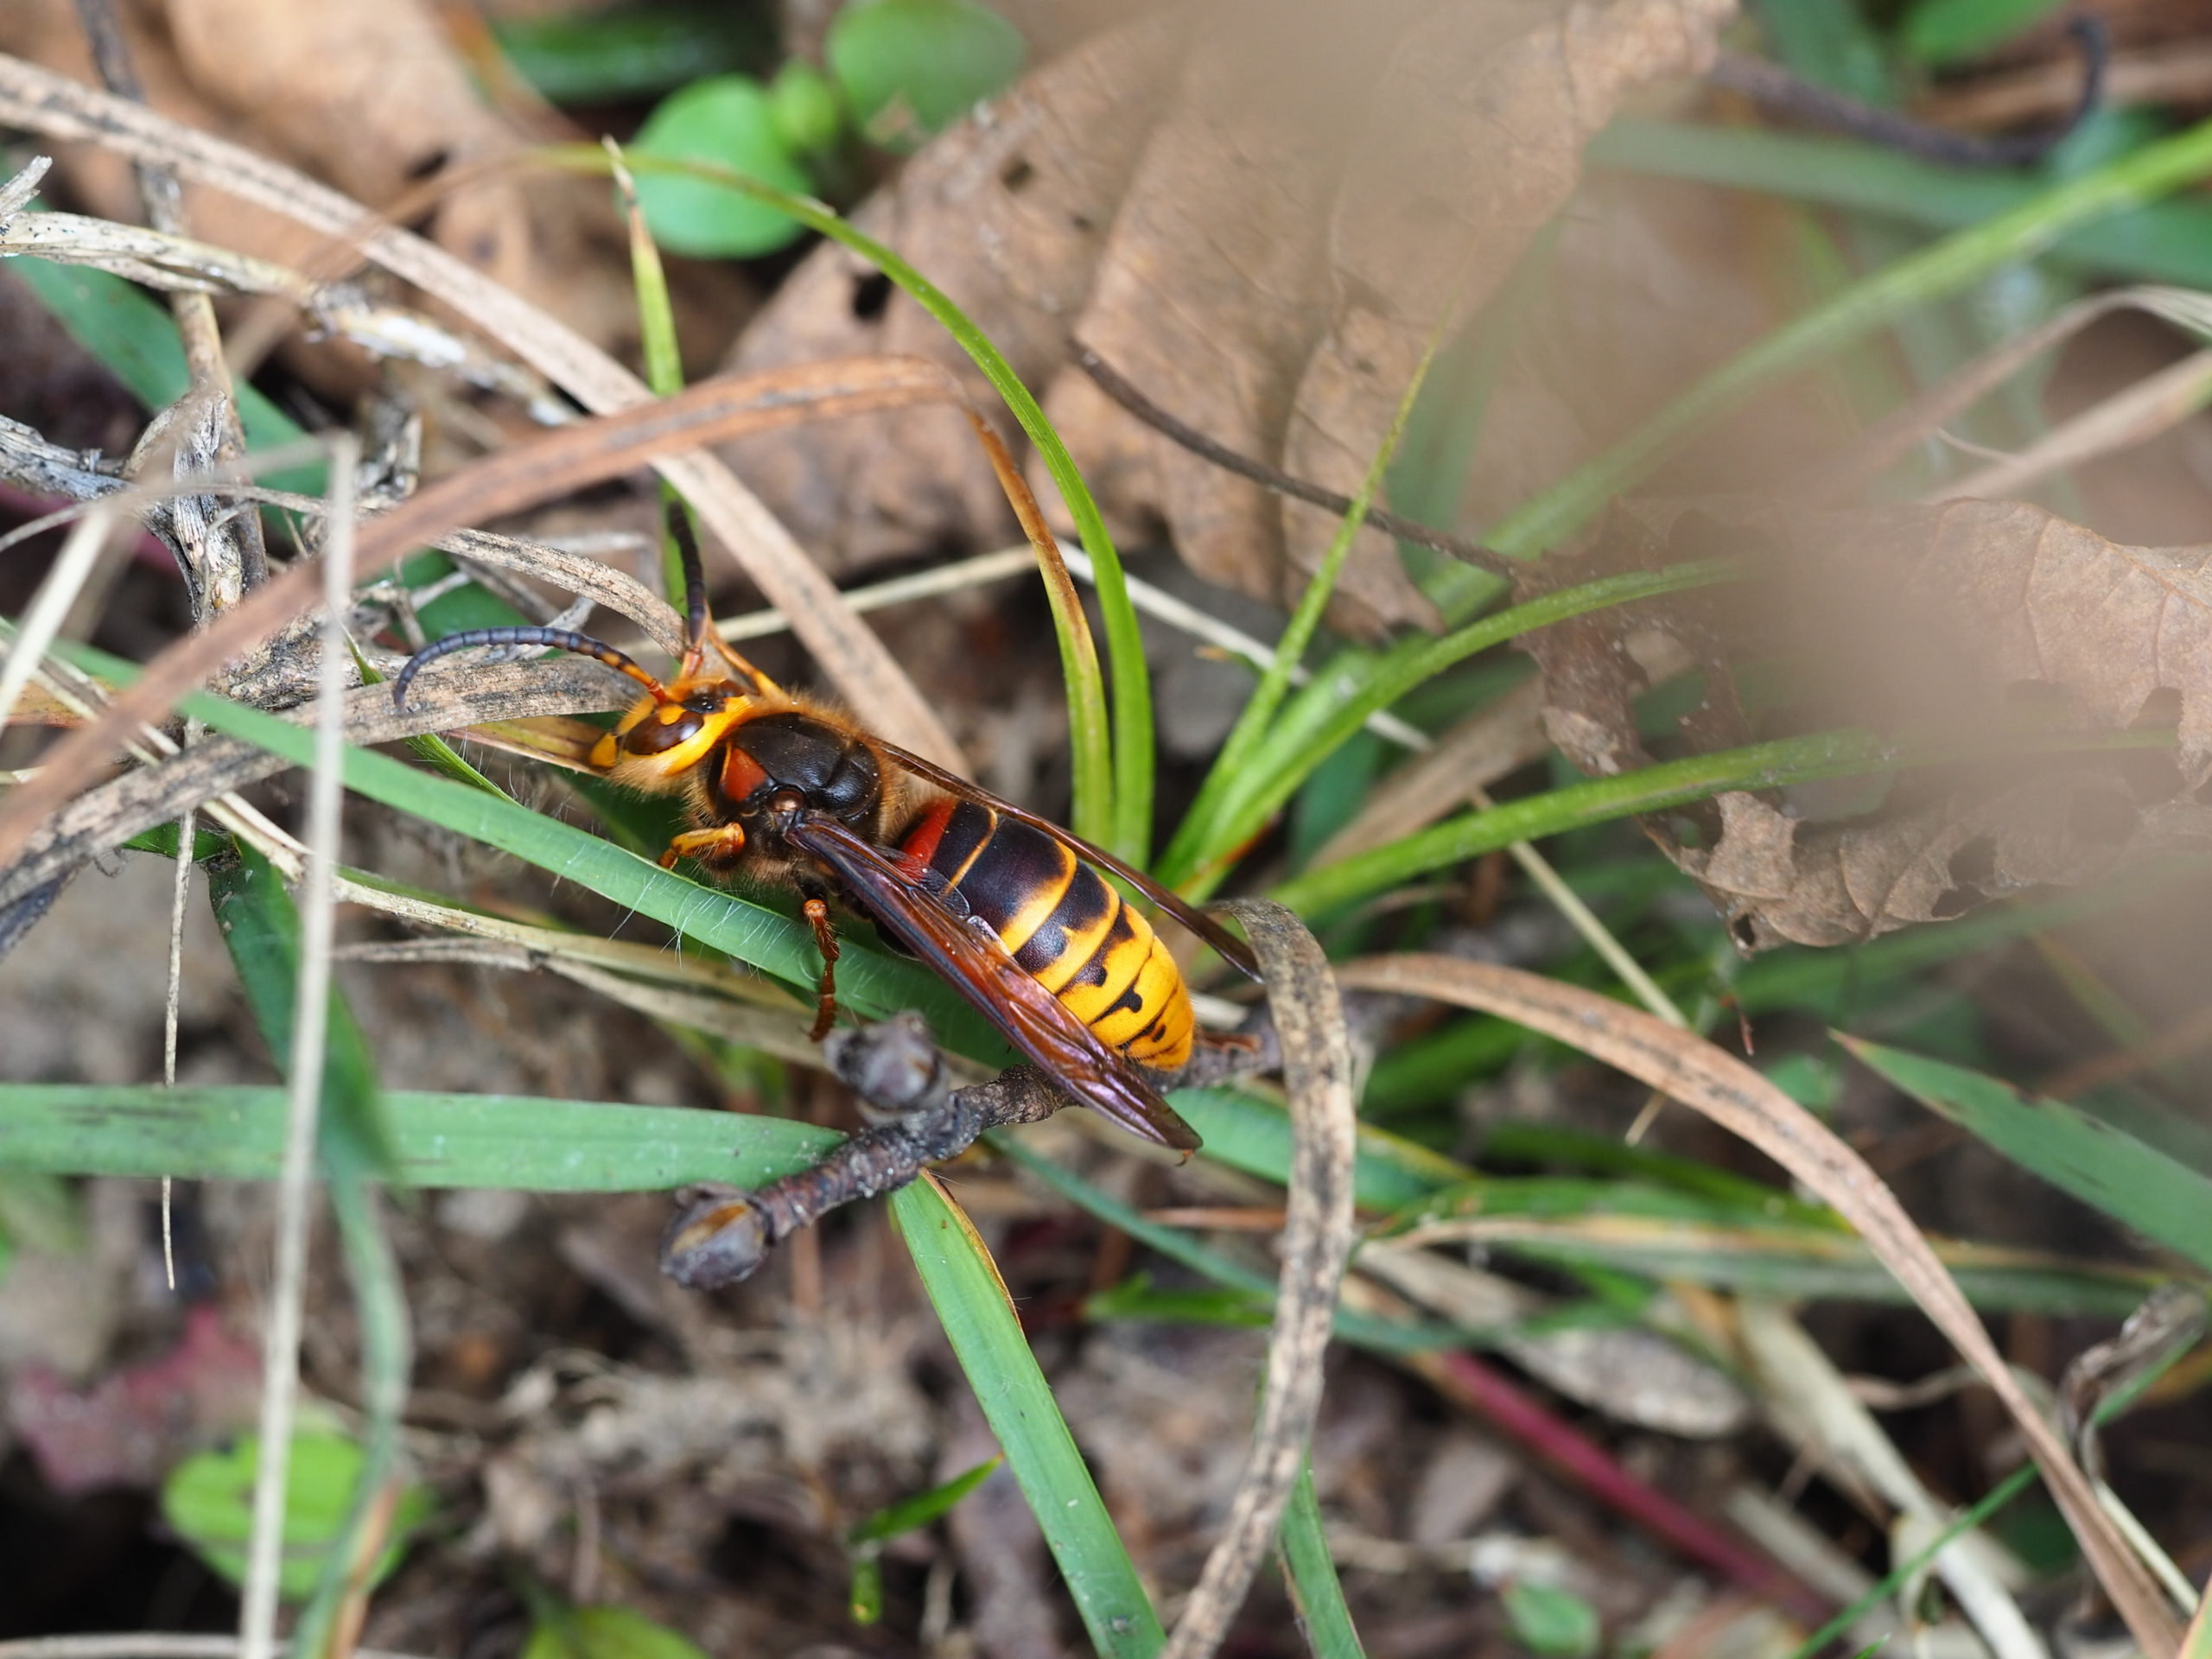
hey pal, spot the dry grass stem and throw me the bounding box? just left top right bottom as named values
left=1932, top=347, right=2212, bottom=502
left=238, top=435, right=358, bottom=1659
left=1826, top=285, right=2212, bottom=499
left=1160, top=899, right=1355, bottom=1659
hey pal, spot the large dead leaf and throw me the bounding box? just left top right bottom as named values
left=1522, top=497, right=2212, bottom=948
left=718, top=0, right=1741, bottom=637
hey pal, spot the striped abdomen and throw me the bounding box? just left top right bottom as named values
left=898, top=799, right=1194, bottom=1069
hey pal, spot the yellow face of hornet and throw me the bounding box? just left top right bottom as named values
left=588, top=676, right=759, bottom=791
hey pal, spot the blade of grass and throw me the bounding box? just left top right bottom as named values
left=1485, top=110, right=2212, bottom=563
left=1840, top=1037, right=2212, bottom=1274
left=1277, top=1460, right=1365, bottom=1659
left=0, top=1084, right=837, bottom=1187
left=1591, top=119, right=2212, bottom=291
left=1270, top=725, right=2174, bottom=918
left=889, top=1175, right=1165, bottom=1659
left=1165, top=334, right=1447, bottom=880
left=540, top=143, right=1141, bottom=861
left=1160, top=561, right=1733, bottom=894
left=289, top=1179, right=410, bottom=1659
left=603, top=140, right=697, bottom=616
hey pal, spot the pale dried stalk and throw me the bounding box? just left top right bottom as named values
left=238, top=435, right=357, bottom=1659
left=1825, top=284, right=2212, bottom=499
left=1932, top=347, right=2212, bottom=504
left=1161, top=899, right=1355, bottom=1659
left=0, top=510, right=117, bottom=731
left=0, top=207, right=564, bottom=419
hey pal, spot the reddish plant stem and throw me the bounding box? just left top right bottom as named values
left=1415, top=1349, right=1833, bottom=1628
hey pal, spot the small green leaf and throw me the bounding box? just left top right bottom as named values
left=521, top=1603, right=710, bottom=1659
left=632, top=75, right=812, bottom=257
left=770, top=59, right=847, bottom=156
left=1897, top=0, right=2068, bottom=67
left=1501, top=1580, right=1601, bottom=1658
left=160, top=1430, right=429, bottom=1599
left=492, top=5, right=771, bottom=105
left=849, top=1454, right=1004, bottom=1548
left=1084, top=1274, right=1274, bottom=1330
left=827, top=0, right=1026, bottom=150
left=0, top=1169, right=85, bottom=1256
left=848, top=1554, right=886, bottom=1625
left=1843, top=1037, right=2212, bottom=1274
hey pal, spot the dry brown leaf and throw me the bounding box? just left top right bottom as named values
left=1521, top=497, right=2212, bottom=948
left=720, top=0, right=1739, bottom=636
left=1332, top=953, right=2185, bottom=1656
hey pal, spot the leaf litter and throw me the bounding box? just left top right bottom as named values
left=720, top=0, right=1741, bottom=634
left=4, top=2, right=2212, bottom=1654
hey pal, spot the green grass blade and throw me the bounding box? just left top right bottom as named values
left=1278, top=1459, right=1365, bottom=1658
left=889, top=1179, right=1165, bottom=1657
left=994, top=1136, right=1458, bottom=1353
left=1486, top=111, right=2212, bottom=561
left=539, top=144, right=1144, bottom=863
left=1176, top=1085, right=1462, bottom=1212
left=206, top=844, right=397, bottom=1182
left=1270, top=728, right=1888, bottom=917
left=1160, top=562, right=1732, bottom=893
left=0, top=1084, right=836, bottom=1186
left=1591, top=120, right=2212, bottom=290
left=847, top=1455, right=1004, bottom=1547
left=605, top=142, right=703, bottom=614
left=1840, top=1037, right=2212, bottom=1274
left=1169, top=333, right=1446, bottom=870
left=289, top=1178, right=412, bottom=1655
left=1271, top=725, right=2177, bottom=918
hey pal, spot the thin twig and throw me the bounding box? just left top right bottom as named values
left=238, top=435, right=358, bottom=1659
left=162, top=801, right=194, bottom=1291
left=1161, top=899, right=1356, bottom=1659
left=1071, top=343, right=1511, bottom=577
left=1707, top=17, right=2108, bottom=169
left=73, top=0, right=266, bottom=588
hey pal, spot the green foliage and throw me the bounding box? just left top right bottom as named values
left=770, top=60, right=846, bottom=157
left=207, top=843, right=397, bottom=1183
left=493, top=4, right=771, bottom=104
left=1897, top=0, right=2069, bottom=67
left=1501, top=1580, right=1602, bottom=1657
left=160, top=1429, right=430, bottom=1599
left=846, top=1455, right=1004, bottom=1624
left=521, top=1603, right=711, bottom=1659
left=632, top=75, right=814, bottom=257
left=1842, top=1038, right=2212, bottom=1274
left=827, top=0, right=1026, bottom=150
